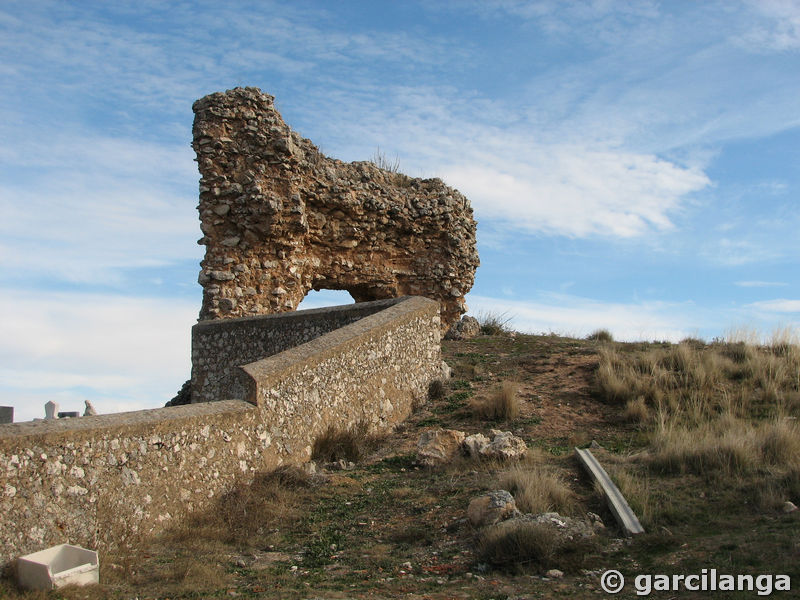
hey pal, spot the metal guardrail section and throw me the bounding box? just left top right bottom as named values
left=575, top=447, right=644, bottom=536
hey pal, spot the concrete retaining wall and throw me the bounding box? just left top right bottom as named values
left=0, top=296, right=440, bottom=568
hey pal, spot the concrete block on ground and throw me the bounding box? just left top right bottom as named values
left=17, top=544, right=99, bottom=590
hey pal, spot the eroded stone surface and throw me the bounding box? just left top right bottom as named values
left=483, top=429, right=528, bottom=461
left=467, top=490, right=520, bottom=527
left=445, top=315, right=481, bottom=340
left=503, top=512, right=597, bottom=540
left=463, top=430, right=527, bottom=461
left=416, top=428, right=466, bottom=466
left=192, top=87, right=479, bottom=330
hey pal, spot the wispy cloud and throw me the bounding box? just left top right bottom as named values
left=747, top=299, right=800, bottom=313
left=700, top=238, right=782, bottom=267
left=735, top=281, right=788, bottom=288
left=741, top=0, right=800, bottom=51
left=0, top=132, right=199, bottom=283
left=443, top=146, right=709, bottom=238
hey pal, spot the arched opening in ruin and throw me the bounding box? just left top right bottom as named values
left=296, top=289, right=355, bottom=311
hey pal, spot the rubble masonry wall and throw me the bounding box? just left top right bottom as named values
left=0, top=296, right=440, bottom=568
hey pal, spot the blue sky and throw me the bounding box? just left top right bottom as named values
left=1, top=0, right=799, bottom=421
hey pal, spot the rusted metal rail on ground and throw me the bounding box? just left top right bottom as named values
left=575, top=447, right=644, bottom=536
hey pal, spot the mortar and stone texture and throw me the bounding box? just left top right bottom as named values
left=193, top=87, right=479, bottom=332
left=191, top=297, right=403, bottom=404
left=0, top=296, right=441, bottom=569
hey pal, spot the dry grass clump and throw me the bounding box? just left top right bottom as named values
left=603, top=462, right=658, bottom=527
left=312, top=422, right=383, bottom=463
left=477, top=310, right=514, bottom=335
left=720, top=341, right=755, bottom=364
left=623, top=396, right=651, bottom=424
left=498, top=461, right=575, bottom=514
left=472, top=380, right=520, bottom=420
left=370, top=147, right=400, bottom=173
left=596, top=331, right=800, bottom=505
left=648, top=415, right=800, bottom=477
left=586, top=328, right=613, bottom=342
left=679, top=336, right=706, bottom=349
left=158, top=556, right=233, bottom=593
left=596, top=335, right=800, bottom=424
left=594, top=345, right=666, bottom=406
left=159, top=464, right=313, bottom=568
left=757, top=417, right=800, bottom=465
left=215, top=466, right=312, bottom=545
left=428, top=378, right=446, bottom=400
left=477, top=520, right=596, bottom=573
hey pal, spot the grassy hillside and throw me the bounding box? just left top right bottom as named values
left=3, top=330, right=798, bottom=599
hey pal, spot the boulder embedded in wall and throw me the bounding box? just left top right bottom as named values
left=192, top=87, right=480, bottom=331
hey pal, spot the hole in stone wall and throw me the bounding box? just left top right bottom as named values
left=296, top=289, right=355, bottom=311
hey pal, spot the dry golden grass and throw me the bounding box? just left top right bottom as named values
left=477, top=310, right=514, bottom=335
left=609, top=467, right=651, bottom=523
left=390, top=485, right=416, bottom=500
left=648, top=414, right=800, bottom=476
left=498, top=461, right=575, bottom=514
left=596, top=332, right=800, bottom=491
left=472, top=380, right=520, bottom=420
left=159, top=556, right=233, bottom=593
left=623, top=396, right=650, bottom=424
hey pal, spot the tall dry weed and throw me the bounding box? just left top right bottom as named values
left=498, top=462, right=575, bottom=515
left=473, top=381, right=520, bottom=420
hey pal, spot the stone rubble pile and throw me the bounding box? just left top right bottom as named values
left=416, top=428, right=528, bottom=466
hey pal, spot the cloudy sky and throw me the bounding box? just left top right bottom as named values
left=1, top=0, right=798, bottom=421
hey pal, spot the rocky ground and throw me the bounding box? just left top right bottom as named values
left=2, top=332, right=798, bottom=599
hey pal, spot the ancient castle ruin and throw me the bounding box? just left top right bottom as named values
left=193, top=87, right=479, bottom=331
left=0, top=88, right=478, bottom=568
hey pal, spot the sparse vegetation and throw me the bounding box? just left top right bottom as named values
left=172, top=465, right=312, bottom=547
left=623, top=396, right=650, bottom=424
left=472, top=380, right=520, bottom=420
left=5, top=329, right=799, bottom=599
left=476, top=310, right=514, bottom=335
left=311, top=422, right=381, bottom=463
left=369, top=146, right=400, bottom=173
left=586, top=329, right=613, bottom=342
left=498, top=456, right=576, bottom=514
left=476, top=520, right=596, bottom=573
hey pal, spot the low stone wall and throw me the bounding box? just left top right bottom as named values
left=192, top=297, right=402, bottom=404
left=0, top=296, right=440, bottom=568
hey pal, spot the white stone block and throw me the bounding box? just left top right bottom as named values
left=17, top=544, right=99, bottom=590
